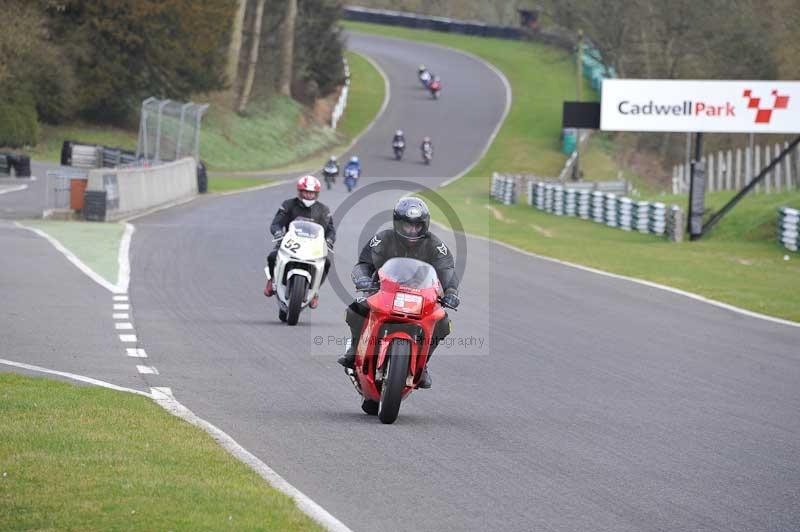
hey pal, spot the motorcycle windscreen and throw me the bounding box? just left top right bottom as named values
left=289, top=220, right=322, bottom=238
left=379, top=258, right=439, bottom=289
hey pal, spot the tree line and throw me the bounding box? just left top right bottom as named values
left=0, top=0, right=346, bottom=148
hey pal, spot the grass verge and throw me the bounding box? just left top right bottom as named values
left=425, top=180, right=800, bottom=321
left=19, top=219, right=124, bottom=286
left=0, top=373, right=321, bottom=531
left=209, top=176, right=276, bottom=194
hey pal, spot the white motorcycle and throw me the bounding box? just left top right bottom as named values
left=265, top=220, right=329, bottom=325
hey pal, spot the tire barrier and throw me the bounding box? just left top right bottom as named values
left=525, top=181, right=683, bottom=241
left=61, top=140, right=138, bottom=169
left=490, top=174, right=516, bottom=205
left=83, top=190, right=107, bottom=222
left=0, top=153, right=31, bottom=177
left=0, top=154, right=10, bottom=177
left=779, top=207, right=799, bottom=252
left=197, top=160, right=208, bottom=194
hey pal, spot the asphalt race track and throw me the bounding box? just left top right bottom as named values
left=4, top=32, right=800, bottom=532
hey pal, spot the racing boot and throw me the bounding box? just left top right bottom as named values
left=337, top=341, right=355, bottom=369
left=418, top=366, right=432, bottom=389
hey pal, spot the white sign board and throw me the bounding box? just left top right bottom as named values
left=601, top=80, right=800, bottom=133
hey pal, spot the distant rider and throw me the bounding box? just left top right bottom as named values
left=264, top=175, right=335, bottom=309
left=418, top=64, right=432, bottom=86
left=421, top=136, right=433, bottom=159
left=337, top=197, right=460, bottom=389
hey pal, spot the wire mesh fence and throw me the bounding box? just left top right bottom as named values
left=136, top=98, right=209, bottom=163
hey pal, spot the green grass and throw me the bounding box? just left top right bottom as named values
left=0, top=374, right=322, bottom=531
left=424, top=179, right=800, bottom=321
left=338, top=51, right=386, bottom=141
left=20, top=220, right=125, bottom=286
left=209, top=176, right=276, bottom=193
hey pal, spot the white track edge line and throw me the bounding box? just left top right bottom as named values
left=431, top=220, right=800, bottom=329
left=15, top=222, right=120, bottom=294
left=150, top=387, right=354, bottom=532
left=0, top=184, right=28, bottom=195
left=117, top=223, right=134, bottom=293
left=0, top=358, right=151, bottom=397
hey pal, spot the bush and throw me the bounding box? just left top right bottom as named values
left=0, top=94, right=39, bottom=148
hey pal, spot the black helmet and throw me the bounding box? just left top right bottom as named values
left=393, top=197, right=430, bottom=242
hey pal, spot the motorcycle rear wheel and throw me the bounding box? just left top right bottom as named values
left=286, top=276, right=308, bottom=326
left=378, top=339, right=410, bottom=424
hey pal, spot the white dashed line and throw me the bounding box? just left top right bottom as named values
left=119, top=334, right=137, bottom=342
left=113, top=313, right=129, bottom=320
left=137, top=365, right=158, bottom=375
left=113, top=295, right=129, bottom=301
left=114, top=303, right=130, bottom=310
left=126, top=348, right=147, bottom=358
left=115, top=322, right=133, bottom=330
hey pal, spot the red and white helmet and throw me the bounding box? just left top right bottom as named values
left=297, top=175, right=321, bottom=207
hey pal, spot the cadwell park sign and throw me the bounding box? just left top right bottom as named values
left=601, top=80, right=800, bottom=134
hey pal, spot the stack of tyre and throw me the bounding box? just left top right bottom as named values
left=778, top=207, right=799, bottom=252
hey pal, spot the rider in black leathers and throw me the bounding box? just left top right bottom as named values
left=265, top=175, right=335, bottom=308
left=337, top=197, right=460, bottom=389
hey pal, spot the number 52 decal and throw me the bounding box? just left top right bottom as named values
left=283, top=238, right=301, bottom=252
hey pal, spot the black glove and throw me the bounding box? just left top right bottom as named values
left=272, top=228, right=285, bottom=240
left=326, top=237, right=335, bottom=250
left=354, top=276, right=375, bottom=291
left=442, top=289, right=460, bottom=309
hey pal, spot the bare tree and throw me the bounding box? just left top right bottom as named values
left=238, top=0, right=266, bottom=112
left=279, top=0, right=297, bottom=97
left=226, top=0, right=249, bottom=95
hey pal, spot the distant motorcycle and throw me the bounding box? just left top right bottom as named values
left=322, top=162, right=338, bottom=190
left=344, top=165, right=360, bottom=192
left=393, top=140, right=405, bottom=160
left=419, top=69, right=432, bottom=88
left=422, top=143, right=433, bottom=165
left=429, top=78, right=442, bottom=99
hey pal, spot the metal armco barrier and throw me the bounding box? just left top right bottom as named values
left=527, top=181, right=683, bottom=241
left=342, top=6, right=575, bottom=49
left=779, top=207, right=799, bottom=252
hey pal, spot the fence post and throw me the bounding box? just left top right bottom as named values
left=755, top=145, right=761, bottom=193
left=707, top=155, right=715, bottom=192
left=765, top=144, right=772, bottom=194
left=774, top=143, right=782, bottom=192
left=717, top=151, right=724, bottom=190
left=784, top=142, right=793, bottom=190
left=725, top=150, right=732, bottom=190
left=735, top=148, right=742, bottom=189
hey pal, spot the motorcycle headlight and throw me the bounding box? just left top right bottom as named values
left=393, top=293, right=423, bottom=315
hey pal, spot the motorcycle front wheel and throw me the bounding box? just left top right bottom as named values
left=286, top=276, right=308, bottom=326
left=378, top=339, right=410, bottom=424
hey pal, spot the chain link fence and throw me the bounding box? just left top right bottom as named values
left=136, top=98, right=209, bottom=163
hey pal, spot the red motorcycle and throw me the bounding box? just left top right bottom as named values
left=345, top=257, right=454, bottom=424
left=429, top=78, right=442, bottom=99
